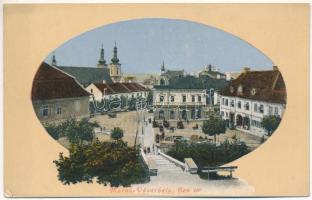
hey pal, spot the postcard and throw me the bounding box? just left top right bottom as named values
left=3, top=3, right=310, bottom=197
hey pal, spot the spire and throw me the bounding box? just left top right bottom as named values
left=111, top=41, right=120, bottom=64
left=161, top=61, right=165, bottom=72
left=51, top=52, right=57, bottom=66
left=98, top=44, right=106, bottom=66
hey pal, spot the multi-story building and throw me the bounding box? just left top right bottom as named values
left=219, top=66, right=286, bottom=137
left=153, top=88, right=208, bottom=121
left=153, top=62, right=228, bottom=121
left=32, top=62, right=90, bottom=124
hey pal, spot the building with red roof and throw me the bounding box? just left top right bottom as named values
left=85, top=82, right=148, bottom=102
left=219, top=66, right=286, bottom=137
left=32, top=62, right=90, bottom=123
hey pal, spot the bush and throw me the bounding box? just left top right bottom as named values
left=45, top=124, right=60, bottom=140
left=53, top=140, right=149, bottom=187
left=111, top=127, right=124, bottom=140
left=45, top=118, right=94, bottom=144
left=177, top=121, right=184, bottom=129
left=167, top=140, right=250, bottom=168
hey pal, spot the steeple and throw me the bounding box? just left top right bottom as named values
left=51, top=52, right=57, bottom=66
left=161, top=61, right=166, bottom=74
left=111, top=41, right=120, bottom=64
left=98, top=44, right=107, bottom=67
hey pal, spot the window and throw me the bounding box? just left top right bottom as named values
left=222, top=98, right=225, bottom=105
left=274, top=107, right=279, bottom=115
left=42, top=105, right=49, bottom=117
left=225, top=99, right=228, bottom=106
left=254, top=103, right=258, bottom=112
left=90, top=89, right=93, bottom=93
left=198, top=96, right=201, bottom=102
left=191, top=95, right=195, bottom=102
left=226, top=112, right=228, bottom=117
left=237, top=101, right=241, bottom=109
left=182, top=95, right=186, bottom=102
left=159, top=95, right=164, bottom=102
left=269, top=106, right=273, bottom=115
left=245, top=102, right=249, bottom=110
left=170, top=96, right=175, bottom=102
left=74, top=101, right=80, bottom=111
left=221, top=111, right=224, bottom=116
left=56, top=104, right=62, bottom=115
left=230, top=100, right=235, bottom=107
left=259, top=104, right=264, bottom=113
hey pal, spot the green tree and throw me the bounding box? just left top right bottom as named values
left=45, top=123, right=60, bottom=140
left=53, top=140, right=149, bottom=187
left=202, top=115, right=226, bottom=143
left=58, top=118, right=94, bottom=145
left=261, top=115, right=281, bottom=136
left=111, top=127, right=124, bottom=140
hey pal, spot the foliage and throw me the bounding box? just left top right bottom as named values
left=167, top=140, right=250, bottom=168
left=45, top=123, right=60, bottom=140
left=202, top=116, right=226, bottom=143
left=53, top=140, right=149, bottom=187
left=45, top=118, right=95, bottom=144
left=111, top=127, right=124, bottom=140
left=261, top=115, right=281, bottom=136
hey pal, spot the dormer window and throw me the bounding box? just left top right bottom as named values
left=237, top=85, right=243, bottom=94
left=251, top=88, right=257, bottom=96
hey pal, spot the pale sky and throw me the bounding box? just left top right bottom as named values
left=45, top=18, right=273, bottom=74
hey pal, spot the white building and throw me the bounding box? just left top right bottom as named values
left=86, top=82, right=148, bottom=102
left=153, top=88, right=209, bottom=121
left=219, top=67, right=286, bottom=137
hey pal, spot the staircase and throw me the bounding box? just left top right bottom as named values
left=146, top=154, right=184, bottom=174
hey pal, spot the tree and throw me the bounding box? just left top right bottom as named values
left=261, top=115, right=281, bottom=136
left=111, top=127, right=124, bottom=140
left=53, top=140, right=149, bottom=187
left=45, top=123, right=60, bottom=140
left=56, top=118, right=94, bottom=145
left=202, top=115, right=226, bottom=143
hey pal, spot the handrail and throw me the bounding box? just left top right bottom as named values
left=158, top=150, right=186, bottom=169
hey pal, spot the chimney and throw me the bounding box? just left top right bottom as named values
left=273, top=65, right=279, bottom=71
left=242, top=67, right=250, bottom=73
left=102, top=80, right=106, bottom=84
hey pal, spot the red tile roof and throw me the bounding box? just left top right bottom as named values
left=220, top=69, right=286, bottom=104
left=93, top=82, right=147, bottom=94
left=31, top=62, right=90, bottom=100
left=93, top=83, right=115, bottom=95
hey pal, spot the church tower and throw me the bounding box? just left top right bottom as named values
left=97, top=44, right=108, bottom=68
left=51, top=52, right=57, bottom=67
left=160, top=60, right=166, bottom=75
left=109, top=42, right=122, bottom=83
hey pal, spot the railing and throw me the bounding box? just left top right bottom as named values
left=158, top=149, right=186, bottom=170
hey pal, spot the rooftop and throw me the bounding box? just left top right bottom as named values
left=32, top=62, right=90, bottom=100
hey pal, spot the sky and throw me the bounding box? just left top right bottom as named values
left=45, top=18, right=274, bottom=74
